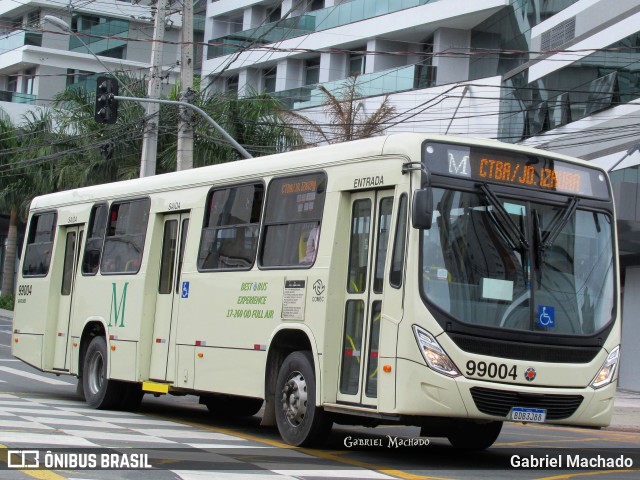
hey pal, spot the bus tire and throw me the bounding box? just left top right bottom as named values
left=82, top=336, right=124, bottom=409
left=446, top=420, right=502, bottom=450
left=117, top=382, right=144, bottom=411
left=275, top=351, right=331, bottom=447
left=202, top=394, right=263, bottom=417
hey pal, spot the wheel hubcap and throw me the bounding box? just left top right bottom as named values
left=87, top=351, right=104, bottom=395
left=281, top=371, right=308, bottom=427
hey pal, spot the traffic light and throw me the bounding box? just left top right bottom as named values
left=94, top=76, right=118, bottom=124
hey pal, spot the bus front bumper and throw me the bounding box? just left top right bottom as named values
left=394, top=357, right=616, bottom=428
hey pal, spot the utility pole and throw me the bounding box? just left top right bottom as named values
left=140, top=0, right=167, bottom=177
left=176, top=0, right=194, bottom=170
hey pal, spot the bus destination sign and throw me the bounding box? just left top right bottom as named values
left=423, top=142, right=610, bottom=199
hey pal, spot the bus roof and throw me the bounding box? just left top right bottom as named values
left=29, top=133, right=606, bottom=210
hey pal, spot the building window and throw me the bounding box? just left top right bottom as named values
left=228, top=15, right=243, bottom=33
left=304, top=58, right=320, bottom=85
left=309, top=0, right=324, bottom=11
left=227, top=75, right=239, bottom=93
left=7, top=75, right=18, bottom=92
left=264, top=67, right=277, bottom=93
left=268, top=5, right=281, bottom=23
left=349, top=50, right=366, bottom=76
left=23, top=69, right=35, bottom=95
left=26, top=10, right=40, bottom=27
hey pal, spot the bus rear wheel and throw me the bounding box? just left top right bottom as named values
left=82, top=336, right=125, bottom=409
left=275, top=351, right=331, bottom=447
left=445, top=420, right=503, bottom=450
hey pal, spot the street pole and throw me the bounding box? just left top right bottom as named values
left=176, top=0, right=194, bottom=170
left=140, top=0, right=167, bottom=178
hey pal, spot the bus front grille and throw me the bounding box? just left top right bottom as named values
left=470, top=387, right=584, bottom=420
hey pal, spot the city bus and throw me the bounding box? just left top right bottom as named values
left=12, top=133, right=619, bottom=449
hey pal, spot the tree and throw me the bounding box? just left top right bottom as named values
left=281, top=75, right=397, bottom=146
left=158, top=84, right=303, bottom=171
left=0, top=109, right=57, bottom=296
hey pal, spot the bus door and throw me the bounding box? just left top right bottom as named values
left=53, top=225, right=84, bottom=371
left=337, top=189, right=394, bottom=407
left=150, top=212, right=190, bottom=381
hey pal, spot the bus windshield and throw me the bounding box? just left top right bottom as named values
left=421, top=187, right=615, bottom=336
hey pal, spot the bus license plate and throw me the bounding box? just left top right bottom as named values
left=510, top=407, right=546, bottom=423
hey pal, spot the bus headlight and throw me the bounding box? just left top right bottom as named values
left=412, top=325, right=460, bottom=377
left=590, top=346, right=620, bottom=389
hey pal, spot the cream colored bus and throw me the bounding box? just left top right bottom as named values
left=12, top=133, right=620, bottom=449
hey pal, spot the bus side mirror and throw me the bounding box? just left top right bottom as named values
left=412, top=188, right=433, bottom=230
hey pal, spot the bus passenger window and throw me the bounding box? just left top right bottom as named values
left=82, top=203, right=107, bottom=275
left=197, top=183, right=263, bottom=271
left=260, top=172, right=326, bottom=268
left=22, top=211, right=57, bottom=277
left=101, top=198, right=150, bottom=275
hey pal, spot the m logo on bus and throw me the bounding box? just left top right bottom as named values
left=109, top=282, right=129, bottom=327
left=448, top=152, right=471, bottom=177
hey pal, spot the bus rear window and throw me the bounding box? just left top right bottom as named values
left=260, top=172, right=326, bottom=267
left=22, top=212, right=57, bottom=277
left=101, top=199, right=150, bottom=274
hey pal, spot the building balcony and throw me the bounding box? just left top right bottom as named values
left=272, top=64, right=436, bottom=109
left=69, top=19, right=128, bottom=55
left=208, top=0, right=436, bottom=59
left=0, top=30, right=42, bottom=54
left=0, top=90, right=36, bottom=104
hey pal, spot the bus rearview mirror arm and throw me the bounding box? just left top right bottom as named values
left=412, top=188, right=433, bottom=229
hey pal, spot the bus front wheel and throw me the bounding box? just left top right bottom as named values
left=275, top=351, right=331, bottom=447
left=445, top=420, right=503, bottom=450
left=82, top=336, right=124, bottom=409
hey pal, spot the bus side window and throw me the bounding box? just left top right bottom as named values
left=197, top=183, right=263, bottom=271
left=101, top=198, right=150, bottom=275
left=22, top=211, right=57, bottom=277
left=260, top=172, right=326, bottom=268
left=389, top=194, right=408, bottom=288
left=82, top=203, right=107, bottom=275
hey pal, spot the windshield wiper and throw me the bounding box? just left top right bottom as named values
left=541, top=197, right=579, bottom=250
left=533, top=197, right=579, bottom=287
left=478, top=184, right=529, bottom=251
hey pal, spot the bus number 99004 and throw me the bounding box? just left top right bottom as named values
left=466, top=360, right=517, bottom=380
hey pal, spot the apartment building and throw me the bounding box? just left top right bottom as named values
left=202, top=0, right=640, bottom=389
left=0, top=0, right=205, bottom=124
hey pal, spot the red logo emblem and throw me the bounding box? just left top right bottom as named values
left=524, top=367, right=536, bottom=382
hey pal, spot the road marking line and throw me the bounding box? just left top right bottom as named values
left=60, top=429, right=178, bottom=444
left=129, top=428, right=247, bottom=440
left=184, top=443, right=273, bottom=449
left=270, top=469, right=394, bottom=478
left=0, top=419, right=55, bottom=430
left=156, top=414, right=442, bottom=480
left=536, top=469, right=640, bottom=479
left=0, top=433, right=97, bottom=446
left=20, top=417, right=125, bottom=429
left=0, top=366, right=72, bottom=385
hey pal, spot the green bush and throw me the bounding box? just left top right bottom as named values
left=0, top=295, right=14, bottom=311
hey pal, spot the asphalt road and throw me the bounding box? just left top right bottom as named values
left=1, top=314, right=639, bottom=480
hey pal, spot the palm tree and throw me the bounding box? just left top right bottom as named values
left=0, top=109, right=56, bottom=296
left=52, top=72, right=148, bottom=185
left=281, top=75, right=397, bottom=146
left=158, top=84, right=303, bottom=171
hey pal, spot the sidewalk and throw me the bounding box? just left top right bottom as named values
left=2, top=308, right=639, bottom=432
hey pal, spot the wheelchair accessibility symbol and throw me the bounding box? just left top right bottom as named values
left=537, top=305, right=555, bottom=329
left=181, top=281, right=190, bottom=299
